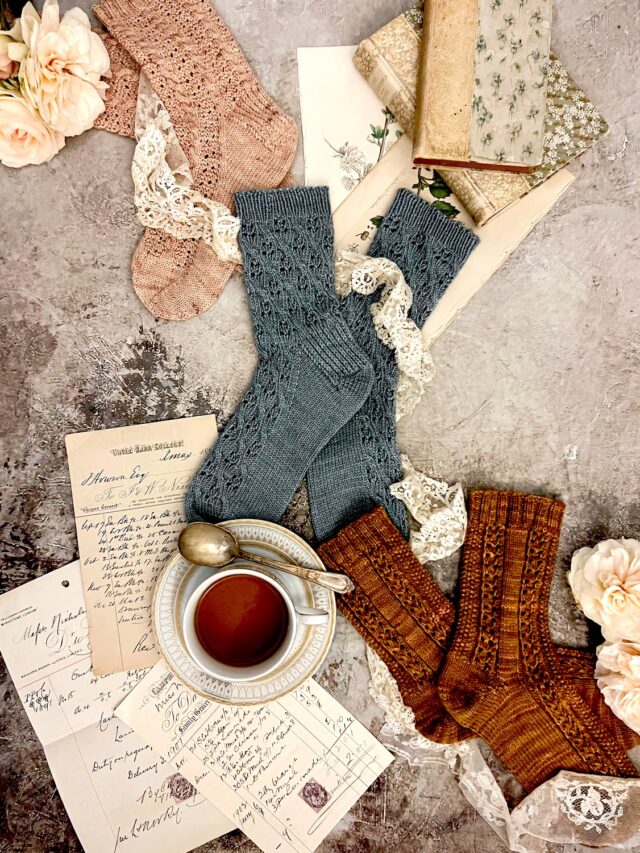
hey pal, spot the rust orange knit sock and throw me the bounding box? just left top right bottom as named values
left=437, top=490, right=638, bottom=791
left=318, top=507, right=468, bottom=744
left=94, top=0, right=297, bottom=320
left=319, top=506, right=639, bottom=759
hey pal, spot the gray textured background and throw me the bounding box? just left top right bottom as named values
left=1, top=0, right=639, bottom=850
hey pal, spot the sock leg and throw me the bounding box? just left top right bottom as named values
left=185, top=187, right=372, bottom=523
left=94, top=0, right=298, bottom=319
left=307, top=190, right=478, bottom=542
left=437, top=490, right=638, bottom=791
left=318, top=507, right=470, bottom=743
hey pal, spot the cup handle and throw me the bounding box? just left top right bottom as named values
left=296, top=605, right=330, bottom=625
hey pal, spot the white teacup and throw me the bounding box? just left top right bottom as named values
left=182, top=564, right=329, bottom=682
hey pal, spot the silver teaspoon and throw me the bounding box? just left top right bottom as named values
left=178, top=522, right=355, bottom=595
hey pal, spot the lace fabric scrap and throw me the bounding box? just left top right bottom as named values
left=390, top=454, right=466, bottom=561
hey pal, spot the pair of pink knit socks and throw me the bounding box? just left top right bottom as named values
left=94, top=0, right=298, bottom=320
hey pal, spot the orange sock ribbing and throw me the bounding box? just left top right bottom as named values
left=319, top=507, right=468, bottom=744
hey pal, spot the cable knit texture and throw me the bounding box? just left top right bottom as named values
left=319, top=507, right=470, bottom=743
left=319, top=504, right=640, bottom=758
left=437, top=490, right=639, bottom=791
left=93, top=0, right=298, bottom=320
left=185, top=188, right=372, bottom=523
left=308, top=190, right=479, bottom=542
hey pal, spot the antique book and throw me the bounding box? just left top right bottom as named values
left=354, top=4, right=607, bottom=224
left=412, top=0, right=552, bottom=172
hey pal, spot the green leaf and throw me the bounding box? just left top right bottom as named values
left=431, top=200, right=459, bottom=218
left=429, top=184, right=450, bottom=198
left=370, top=215, right=384, bottom=227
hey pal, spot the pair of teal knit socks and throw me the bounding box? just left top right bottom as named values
left=185, top=187, right=478, bottom=541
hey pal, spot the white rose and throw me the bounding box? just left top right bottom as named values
left=596, top=640, right=640, bottom=735
left=0, top=88, right=64, bottom=167
left=17, top=0, right=110, bottom=136
left=0, top=34, right=18, bottom=79
left=0, top=21, right=29, bottom=80
left=568, top=538, right=640, bottom=642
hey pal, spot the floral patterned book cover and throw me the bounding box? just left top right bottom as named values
left=413, top=0, right=552, bottom=172
left=354, top=3, right=607, bottom=224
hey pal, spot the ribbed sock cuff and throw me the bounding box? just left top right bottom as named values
left=372, top=188, right=479, bottom=259
left=235, top=187, right=330, bottom=222
left=468, top=489, right=565, bottom=534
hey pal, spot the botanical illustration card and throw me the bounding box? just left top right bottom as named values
left=0, top=563, right=233, bottom=853
left=117, top=662, right=394, bottom=853
left=65, top=415, right=217, bottom=674
left=298, top=45, right=405, bottom=210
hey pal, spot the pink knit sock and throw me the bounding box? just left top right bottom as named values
left=93, top=0, right=298, bottom=320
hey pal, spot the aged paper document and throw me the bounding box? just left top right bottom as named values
left=65, top=415, right=217, bottom=674
left=0, top=563, right=234, bottom=853
left=118, top=663, right=393, bottom=853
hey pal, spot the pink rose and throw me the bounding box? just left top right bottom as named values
left=0, top=88, right=64, bottom=168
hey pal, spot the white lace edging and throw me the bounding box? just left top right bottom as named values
left=334, top=251, right=435, bottom=420
left=390, top=454, right=467, bottom=562
left=132, top=74, right=241, bottom=264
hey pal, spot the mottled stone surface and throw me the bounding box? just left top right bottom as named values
left=0, top=0, right=639, bottom=850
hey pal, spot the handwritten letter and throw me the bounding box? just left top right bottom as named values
left=65, top=416, right=217, bottom=674
left=117, top=664, right=393, bottom=853
left=0, top=563, right=234, bottom=853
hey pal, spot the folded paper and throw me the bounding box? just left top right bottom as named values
left=0, top=562, right=233, bottom=853
left=65, top=415, right=218, bottom=674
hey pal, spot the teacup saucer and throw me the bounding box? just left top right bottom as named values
left=153, top=519, right=336, bottom=704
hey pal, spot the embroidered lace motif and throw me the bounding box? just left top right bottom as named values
left=132, top=74, right=241, bottom=264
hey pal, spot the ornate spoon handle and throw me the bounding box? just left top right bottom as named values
left=238, top=549, right=354, bottom=594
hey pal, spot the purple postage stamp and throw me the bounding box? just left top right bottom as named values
left=299, top=780, right=331, bottom=812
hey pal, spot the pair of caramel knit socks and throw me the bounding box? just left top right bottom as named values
left=318, top=492, right=638, bottom=792
left=93, top=0, right=297, bottom=320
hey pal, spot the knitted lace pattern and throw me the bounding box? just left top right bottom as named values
left=93, top=0, right=298, bottom=319
left=185, top=187, right=372, bottom=524
left=308, top=190, right=479, bottom=542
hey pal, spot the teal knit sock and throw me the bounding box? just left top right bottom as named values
left=307, top=190, right=479, bottom=541
left=185, top=187, right=373, bottom=524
